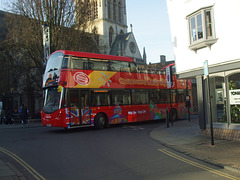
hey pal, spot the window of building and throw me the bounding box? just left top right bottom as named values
left=93, top=0, right=98, bottom=19
left=108, top=0, right=111, bottom=19
left=92, top=27, right=99, bottom=45
left=86, top=0, right=91, bottom=21
left=228, top=73, right=240, bottom=124
left=190, top=14, right=203, bottom=42
left=120, top=30, right=124, bottom=35
left=187, top=6, right=217, bottom=51
left=113, top=0, right=117, bottom=21
left=109, top=27, right=114, bottom=47
left=118, top=2, right=121, bottom=23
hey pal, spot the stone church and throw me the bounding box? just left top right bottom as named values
left=76, top=0, right=146, bottom=65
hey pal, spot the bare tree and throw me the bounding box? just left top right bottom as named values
left=1, top=0, right=98, bottom=116
left=3, top=0, right=98, bottom=89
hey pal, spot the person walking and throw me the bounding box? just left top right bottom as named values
left=19, top=104, right=23, bottom=124
left=21, top=105, right=28, bottom=125
left=5, top=108, right=13, bottom=124
left=0, top=109, right=5, bottom=124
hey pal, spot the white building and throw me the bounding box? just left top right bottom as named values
left=76, top=0, right=146, bottom=65
left=167, top=0, right=240, bottom=140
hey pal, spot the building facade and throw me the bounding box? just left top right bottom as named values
left=167, top=0, right=240, bottom=141
left=76, top=0, right=146, bottom=64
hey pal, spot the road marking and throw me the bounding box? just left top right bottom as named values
left=158, top=149, right=240, bottom=180
left=0, top=147, right=46, bottom=180
left=122, top=126, right=145, bottom=130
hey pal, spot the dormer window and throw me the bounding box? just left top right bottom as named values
left=187, top=6, right=218, bottom=51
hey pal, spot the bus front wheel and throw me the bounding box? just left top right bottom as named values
left=94, top=113, right=107, bottom=129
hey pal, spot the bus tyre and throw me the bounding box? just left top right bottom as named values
left=94, top=113, right=107, bottom=129
left=169, top=109, right=178, bottom=121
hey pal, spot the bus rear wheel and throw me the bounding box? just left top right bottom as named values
left=94, top=113, right=107, bottom=129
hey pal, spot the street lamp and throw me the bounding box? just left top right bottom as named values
left=42, top=24, right=50, bottom=64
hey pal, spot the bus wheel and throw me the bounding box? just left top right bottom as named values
left=94, top=113, right=106, bottom=129
left=169, top=109, right=178, bottom=121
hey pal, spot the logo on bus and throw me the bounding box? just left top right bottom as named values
left=74, top=72, right=90, bottom=86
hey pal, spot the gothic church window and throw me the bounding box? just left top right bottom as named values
left=109, top=27, right=114, bottom=47
left=93, top=0, right=98, bottom=19
left=123, top=0, right=126, bottom=14
left=108, top=0, right=111, bottom=19
left=118, top=2, right=121, bottom=23
left=93, top=27, right=99, bottom=45
left=86, top=0, right=91, bottom=21
left=113, top=0, right=117, bottom=21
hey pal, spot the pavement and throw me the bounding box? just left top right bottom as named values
left=150, top=114, right=240, bottom=173
left=0, top=115, right=240, bottom=179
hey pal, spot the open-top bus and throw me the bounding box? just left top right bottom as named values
left=41, top=50, right=192, bottom=129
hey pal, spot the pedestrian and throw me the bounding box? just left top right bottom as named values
left=0, top=109, right=5, bottom=124
left=19, top=104, right=23, bottom=124
left=21, top=105, right=28, bottom=125
left=5, top=108, right=13, bottom=124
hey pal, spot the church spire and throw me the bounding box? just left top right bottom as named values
left=143, top=47, right=147, bottom=64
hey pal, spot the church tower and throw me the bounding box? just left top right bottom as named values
left=76, top=0, right=146, bottom=65
left=77, top=0, right=128, bottom=54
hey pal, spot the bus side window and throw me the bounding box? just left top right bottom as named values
left=123, top=90, right=131, bottom=105
left=72, top=58, right=82, bottom=69
left=91, top=91, right=110, bottom=106
left=109, top=61, right=116, bottom=71
left=89, top=62, right=94, bottom=70
left=111, top=90, right=122, bottom=105
left=83, top=62, right=88, bottom=70
left=62, top=56, right=70, bottom=69
left=129, top=62, right=138, bottom=73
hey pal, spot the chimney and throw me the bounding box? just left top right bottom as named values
left=160, top=55, right=166, bottom=64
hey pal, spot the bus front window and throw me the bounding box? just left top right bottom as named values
left=43, top=87, right=61, bottom=114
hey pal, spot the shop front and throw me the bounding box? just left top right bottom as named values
left=200, top=70, right=240, bottom=141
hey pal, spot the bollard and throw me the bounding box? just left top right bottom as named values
left=166, top=110, right=169, bottom=128
left=188, top=107, right=190, bottom=122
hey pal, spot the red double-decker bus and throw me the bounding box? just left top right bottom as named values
left=41, top=50, right=192, bottom=129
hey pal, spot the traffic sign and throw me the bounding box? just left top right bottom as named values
left=204, top=60, right=209, bottom=76
left=166, top=66, right=171, bottom=89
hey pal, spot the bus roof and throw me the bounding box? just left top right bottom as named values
left=161, top=63, right=175, bottom=70
left=51, top=50, right=134, bottom=62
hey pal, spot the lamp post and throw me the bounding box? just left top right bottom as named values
left=42, top=24, right=50, bottom=64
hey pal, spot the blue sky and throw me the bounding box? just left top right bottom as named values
left=126, top=0, right=174, bottom=63
left=0, top=0, right=174, bottom=64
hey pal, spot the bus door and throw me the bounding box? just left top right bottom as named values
left=80, top=90, right=91, bottom=125
left=68, top=90, right=81, bottom=126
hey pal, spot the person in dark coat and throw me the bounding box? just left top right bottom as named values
left=0, top=109, right=5, bottom=124
left=21, top=105, right=28, bottom=125
left=6, top=108, right=13, bottom=124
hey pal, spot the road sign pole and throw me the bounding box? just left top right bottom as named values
left=204, top=60, right=214, bottom=146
